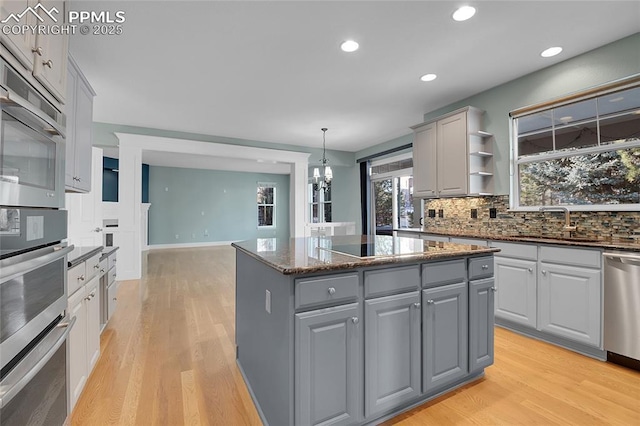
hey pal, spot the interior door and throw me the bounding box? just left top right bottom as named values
left=65, top=148, right=103, bottom=246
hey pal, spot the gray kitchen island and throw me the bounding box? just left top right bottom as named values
left=233, top=235, right=499, bottom=426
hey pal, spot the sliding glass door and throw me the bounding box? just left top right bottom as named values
left=371, top=174, right=414, bottom=235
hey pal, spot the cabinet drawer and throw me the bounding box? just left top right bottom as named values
left=295, top=274, right=359, bottom=310
left=469, top=256, right=494, bottom=280
left=539, top=245, right=601, bottom=269
left=489, top=241, right=537, bottom=260
left=108, top=266, right=117, bottom=285
left=68, top=262, right=86, bottom=297
left=85, top=254, right=101, bottom=282
left=450, top=237, right=487, bottom=246
left=422, top=259, right=466, bottom=288
left=108, top=253, right=117, bottom=270
left=98, top=258, right=108, bottom=276
left=364, top=265, right=420, bottom=298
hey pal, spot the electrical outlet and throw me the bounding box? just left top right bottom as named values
left=265, top=290, right=271, bottom=314
left=175, top=234, right=179, bottom=239
left=428, top=209, right=436, bottom=218
left=438, top=209, right=444, bottom=218
left=490, top=208, right=497, bottom=219
left=471, top=209, right=478, bottom=219
left=204, top=229, right=209, bottom=236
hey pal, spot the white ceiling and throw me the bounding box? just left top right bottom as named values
left=70, top=0, right=640, bottom=155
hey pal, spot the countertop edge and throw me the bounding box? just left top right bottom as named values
left=395, top=228, right=640, bottom=252
left=233, top=242, right=499, bottom=275
left=99, top=246, right=120, bottom=261
left=68, top=246, right=103, bottom=268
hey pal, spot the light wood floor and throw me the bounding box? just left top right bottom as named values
left=72, top=246, right=640, bottom=425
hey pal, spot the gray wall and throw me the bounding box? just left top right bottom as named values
left=421, top=33, right=640, bottom=195
left=148, top=166, right=290, bottom=245
left=357, top=34, right=640, bottom=196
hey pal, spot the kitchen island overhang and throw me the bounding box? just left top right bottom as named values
left=233, top=235, right=499, bottom=426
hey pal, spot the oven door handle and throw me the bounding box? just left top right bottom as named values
left=0, top=87, right=65, bottom=138
left=0, top=316, right=75, bottom=409
left=0, top=244, right=74, bottom=283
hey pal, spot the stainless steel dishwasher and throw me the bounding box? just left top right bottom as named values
left=603, top=251, right=640, bottom=369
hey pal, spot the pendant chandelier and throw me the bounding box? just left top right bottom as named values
left=313, top=127, right=333, bottom=189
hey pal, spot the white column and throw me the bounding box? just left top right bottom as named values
left=116, top=139, right=142, bottom=280
left=290, top=160, right=308, bottom=238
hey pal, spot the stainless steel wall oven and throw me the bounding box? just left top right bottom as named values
left=0, top=207, right=74, bottom=425
left=0, top=57, right=66, bottom=209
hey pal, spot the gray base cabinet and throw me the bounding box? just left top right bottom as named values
left=422, top=282, right=468, bottom=392
left=364, top=291, right=421, bottom=417
left=494, top=256, right=537, bottom=327
left=469, top=278, right=495, bottom=372
left=236, top=250, right=496, bottom=426
left=295, top=303, right=362, bottom=426
left=538, top=263, right=601, bottom=346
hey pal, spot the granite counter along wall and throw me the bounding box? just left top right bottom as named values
left=421, top=195, right=640, bottom=242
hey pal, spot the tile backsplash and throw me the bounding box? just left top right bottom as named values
left=421, top=195, right=640, bottom=241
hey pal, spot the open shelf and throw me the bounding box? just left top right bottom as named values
left=470, top=171, right=493, bottom=176
left=470, top=130, right=493, bottom=138
left=469, top=151, right=493, bottom=157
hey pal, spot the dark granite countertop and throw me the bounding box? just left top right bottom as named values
left=232, top=235, right=499, bottom=275
left=395, top=228, right=640, bottom=252
left=100, top=246, right=119, bottom=261
left=68, top=246, right=103, bottom=268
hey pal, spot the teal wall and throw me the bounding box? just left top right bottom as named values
left=358, top=33, right=640, bottom=196
left=148, top=166, right=290, bottom=245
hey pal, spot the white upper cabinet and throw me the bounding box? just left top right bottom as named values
left=0, top=0, right=69, bottom=104
left=32, top=0, right=69, bottom=102
left=0, top=0, right=36, bottom=69
left=65, top=55, right=95, bottom=192
left=412, top=106, right=494, bottom=198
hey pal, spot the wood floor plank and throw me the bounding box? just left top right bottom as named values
left=71, top=246, right=640, bottom=426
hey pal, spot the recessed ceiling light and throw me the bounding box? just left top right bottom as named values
left=541, top=46, right=563, bottom=58
left=452, top=6, right=476, bottom=21
left=420, top=74, right=437, bottom=82
left=340, top=40, right=359, bottom=53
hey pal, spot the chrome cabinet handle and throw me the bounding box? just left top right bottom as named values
left=43, top=59, right=53, bottom=68
left=327, top=287, right=336, bottom=295
left=413, top=302, right=421, bottom=308
left=78, top=275, right=85, bottom=281
left=100, top=269, right=105, bottom=273
left=32, top=46, right=43, bottom=56
left=426, top=299, right=434, bottom=305
left=481, top=264, right=489, bottom=270
left=46, top=192, right=55, bottom=197
left=94, top=227, right=103, bottom=232
left=351, top=317, right=359, bottom=325
left=541, top=270, right=547, bottom=275
left=490, top=287, right=497, bottom=292
left=528, top=268, right=533, bottom=273
left=94, top=264, right=100, bottom=269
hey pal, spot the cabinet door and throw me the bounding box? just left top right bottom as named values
left=32, top=0, right=68, bottom=102
left=469, top=278, right=495, bottom=372
left=72, top=75, right=94, bottom=191
left=65, top=59, right=78, bottom=188
left=107, top=280, right=118, bottom=321
left=422, top=282, right=468, bottom=392
left=413, top=123, right=437, bottom=197
left=295, top=303, right=361, bottom=426
left=436, top=111, right=468, bottom=196
left=364, top=292, right=421, bottom=417
left=68, top=287, right=87, bottom=410
left=0, top=0, right=36, bottom=69
left=494, top=256, right=537, bottom=327
left=86, top=277, right=101, bottom=372
left=538, top=263, right=601, bottom=347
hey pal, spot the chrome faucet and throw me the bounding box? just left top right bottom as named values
left=539, top=206, right=577, bottom=238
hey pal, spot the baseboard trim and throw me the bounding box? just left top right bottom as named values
left=149, top=241, right=236, bottom=250
left=495, top=318, right=606, bottom=361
